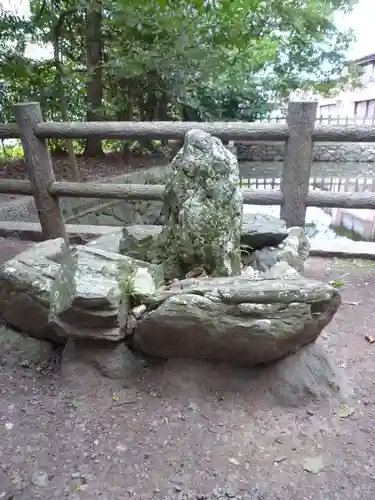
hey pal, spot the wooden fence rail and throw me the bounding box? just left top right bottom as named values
left=3, top=116, right=375, bottom=143
left=0, top=100, right=375, bottom=243
left=2, top=179, right=375, bottom=209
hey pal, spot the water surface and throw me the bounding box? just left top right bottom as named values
left=239, top=161, right=375, bottom=244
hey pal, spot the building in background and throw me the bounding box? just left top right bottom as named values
left=318, top=52, right=375, bottom=121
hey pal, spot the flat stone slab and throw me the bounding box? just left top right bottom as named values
left=241, top=213, right=287, bottom=250
left=134, top=275, right=341, bottom=367
left=86, top=230, right=122, bottom=253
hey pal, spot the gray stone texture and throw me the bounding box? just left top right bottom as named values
left=237, top=141, right=375, bottom=163
left=134, top=275, right=341, bottom=367
left=155, top=129, right=243, bottom=278
left=266, top=342, right=353, bottom=407
left=0, top=238, right=152, bottom=343
left=61, top=338, right=144, bottom=381
left=241, top=213, right=287, bottom=250
left=0, top=324, right=55, bottom=367
left=248, top=226, right=310, bottom=273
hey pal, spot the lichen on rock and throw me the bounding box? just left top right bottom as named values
left=153, top=129, right=243, bottom=279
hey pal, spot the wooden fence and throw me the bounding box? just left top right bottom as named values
left=1, top=100, right=375, bottom=243
left=256, top=115, right=375, bottom=126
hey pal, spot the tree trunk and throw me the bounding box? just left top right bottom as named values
left=52, top=12, right=79, bottom=180
left=84, top=0, right=103, bottom=157
left=116, top=79, right=134, bottom=162
left=138, top=76, right=158, bottom=151
left=157, top=90, right=169, bottom=147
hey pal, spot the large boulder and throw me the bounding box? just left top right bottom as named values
left=0, top=238, right=66, bottom=342
left=134, top=275, right=341, bottom=367
left=0, top=238, right=155, bottom=343
left=135, top=129, right=244, bottom=279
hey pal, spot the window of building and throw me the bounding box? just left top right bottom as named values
left=354, top=99, right=375, bottom=118
left=319, top=104, right=337, bottom=116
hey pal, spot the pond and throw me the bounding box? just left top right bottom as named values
left=239, top=161, right=375, bottom=244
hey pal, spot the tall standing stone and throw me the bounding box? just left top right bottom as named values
left=159, top=129, right=243, bottom=278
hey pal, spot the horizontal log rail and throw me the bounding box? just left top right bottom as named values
left=2, top=178, right=375, bottom=210
left=0, top=123, right=20, bottom=139
left=32, top=122, right=375, bottom=143
left=2, top=120, right=375, bottom=143
left=3, top=100, right=375, bottom=242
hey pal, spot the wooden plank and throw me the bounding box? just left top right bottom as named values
left=2, top=179, right=375, bottom=209
left=14, top=102, right=68, bottom=242
left=280, top=100, right=318, bottom=227
left=49, top=181, right=166, bottom=200
left=0, top=179, right=33, bottom=195
left=33, top=121, right=375, bottom=142
left=306, top=190, right=375, bottom=208
left=0, top=123, right=20, bottom=139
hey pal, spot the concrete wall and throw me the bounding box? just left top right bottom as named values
left=237, top=142, right=375, bottom=163
left=0, top=165, right=171, bottom=227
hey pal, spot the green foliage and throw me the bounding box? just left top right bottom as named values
left=0, top=142, right=23, bottom=163
left=0, top=0, right=359, bottom=150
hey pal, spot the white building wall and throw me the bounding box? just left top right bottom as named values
left=318, top=60, right=375, bottom=120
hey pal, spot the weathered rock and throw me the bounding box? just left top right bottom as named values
left=241, top=213, right=287, bottom=250
left=263, top=261, right=300, bottom=279
left=49, top=244, right=157, bottom=341
left=0, top=238, right=154, bottom=343
left=278, top=226, right=310, bottom=272
left=87, top=230, right=122, bottom=253
left=134, top=275, right=341, bottom=367
left=266, top=342, right=353, bottom=407
left=0, top=238, right=67, bottom=342
left=0, top=324, right=55, bottom=367
left=115, top=214, right=287, bottom=268
left=119, top=225, right=162, bottom=262
left=155, top=129, right=243, bottom=278
left=61, top=338, right=144, bottom=381
left=248, top=226, right=310, bottom=273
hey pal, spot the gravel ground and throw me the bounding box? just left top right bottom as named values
left=1, top=254, right=375, bottom=499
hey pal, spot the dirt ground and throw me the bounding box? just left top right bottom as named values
left=1, top=247, right=375, bottom=500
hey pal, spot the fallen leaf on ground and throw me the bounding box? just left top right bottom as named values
left=228, top=457, right=240, bottom=466
left=70, top=399, right=80, bottom=410
left=334, top=405, right=355, bottom=418
left=345, top=301, right=361, bottom=306
left=303, top=456, right=325, bottom=474
left=365, top=335, right=375, bottom=344
left=329, top=280, right=345, bottom=289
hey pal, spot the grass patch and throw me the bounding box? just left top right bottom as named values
left=0, top=141, right=23, bottom=163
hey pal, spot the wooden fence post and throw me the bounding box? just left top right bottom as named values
left=14, top=102, right=68, bottom=242
left=280, top=99, right=318, bottom=227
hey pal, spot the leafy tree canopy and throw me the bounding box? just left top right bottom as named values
left=0, top=0, right=358, bottom=139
